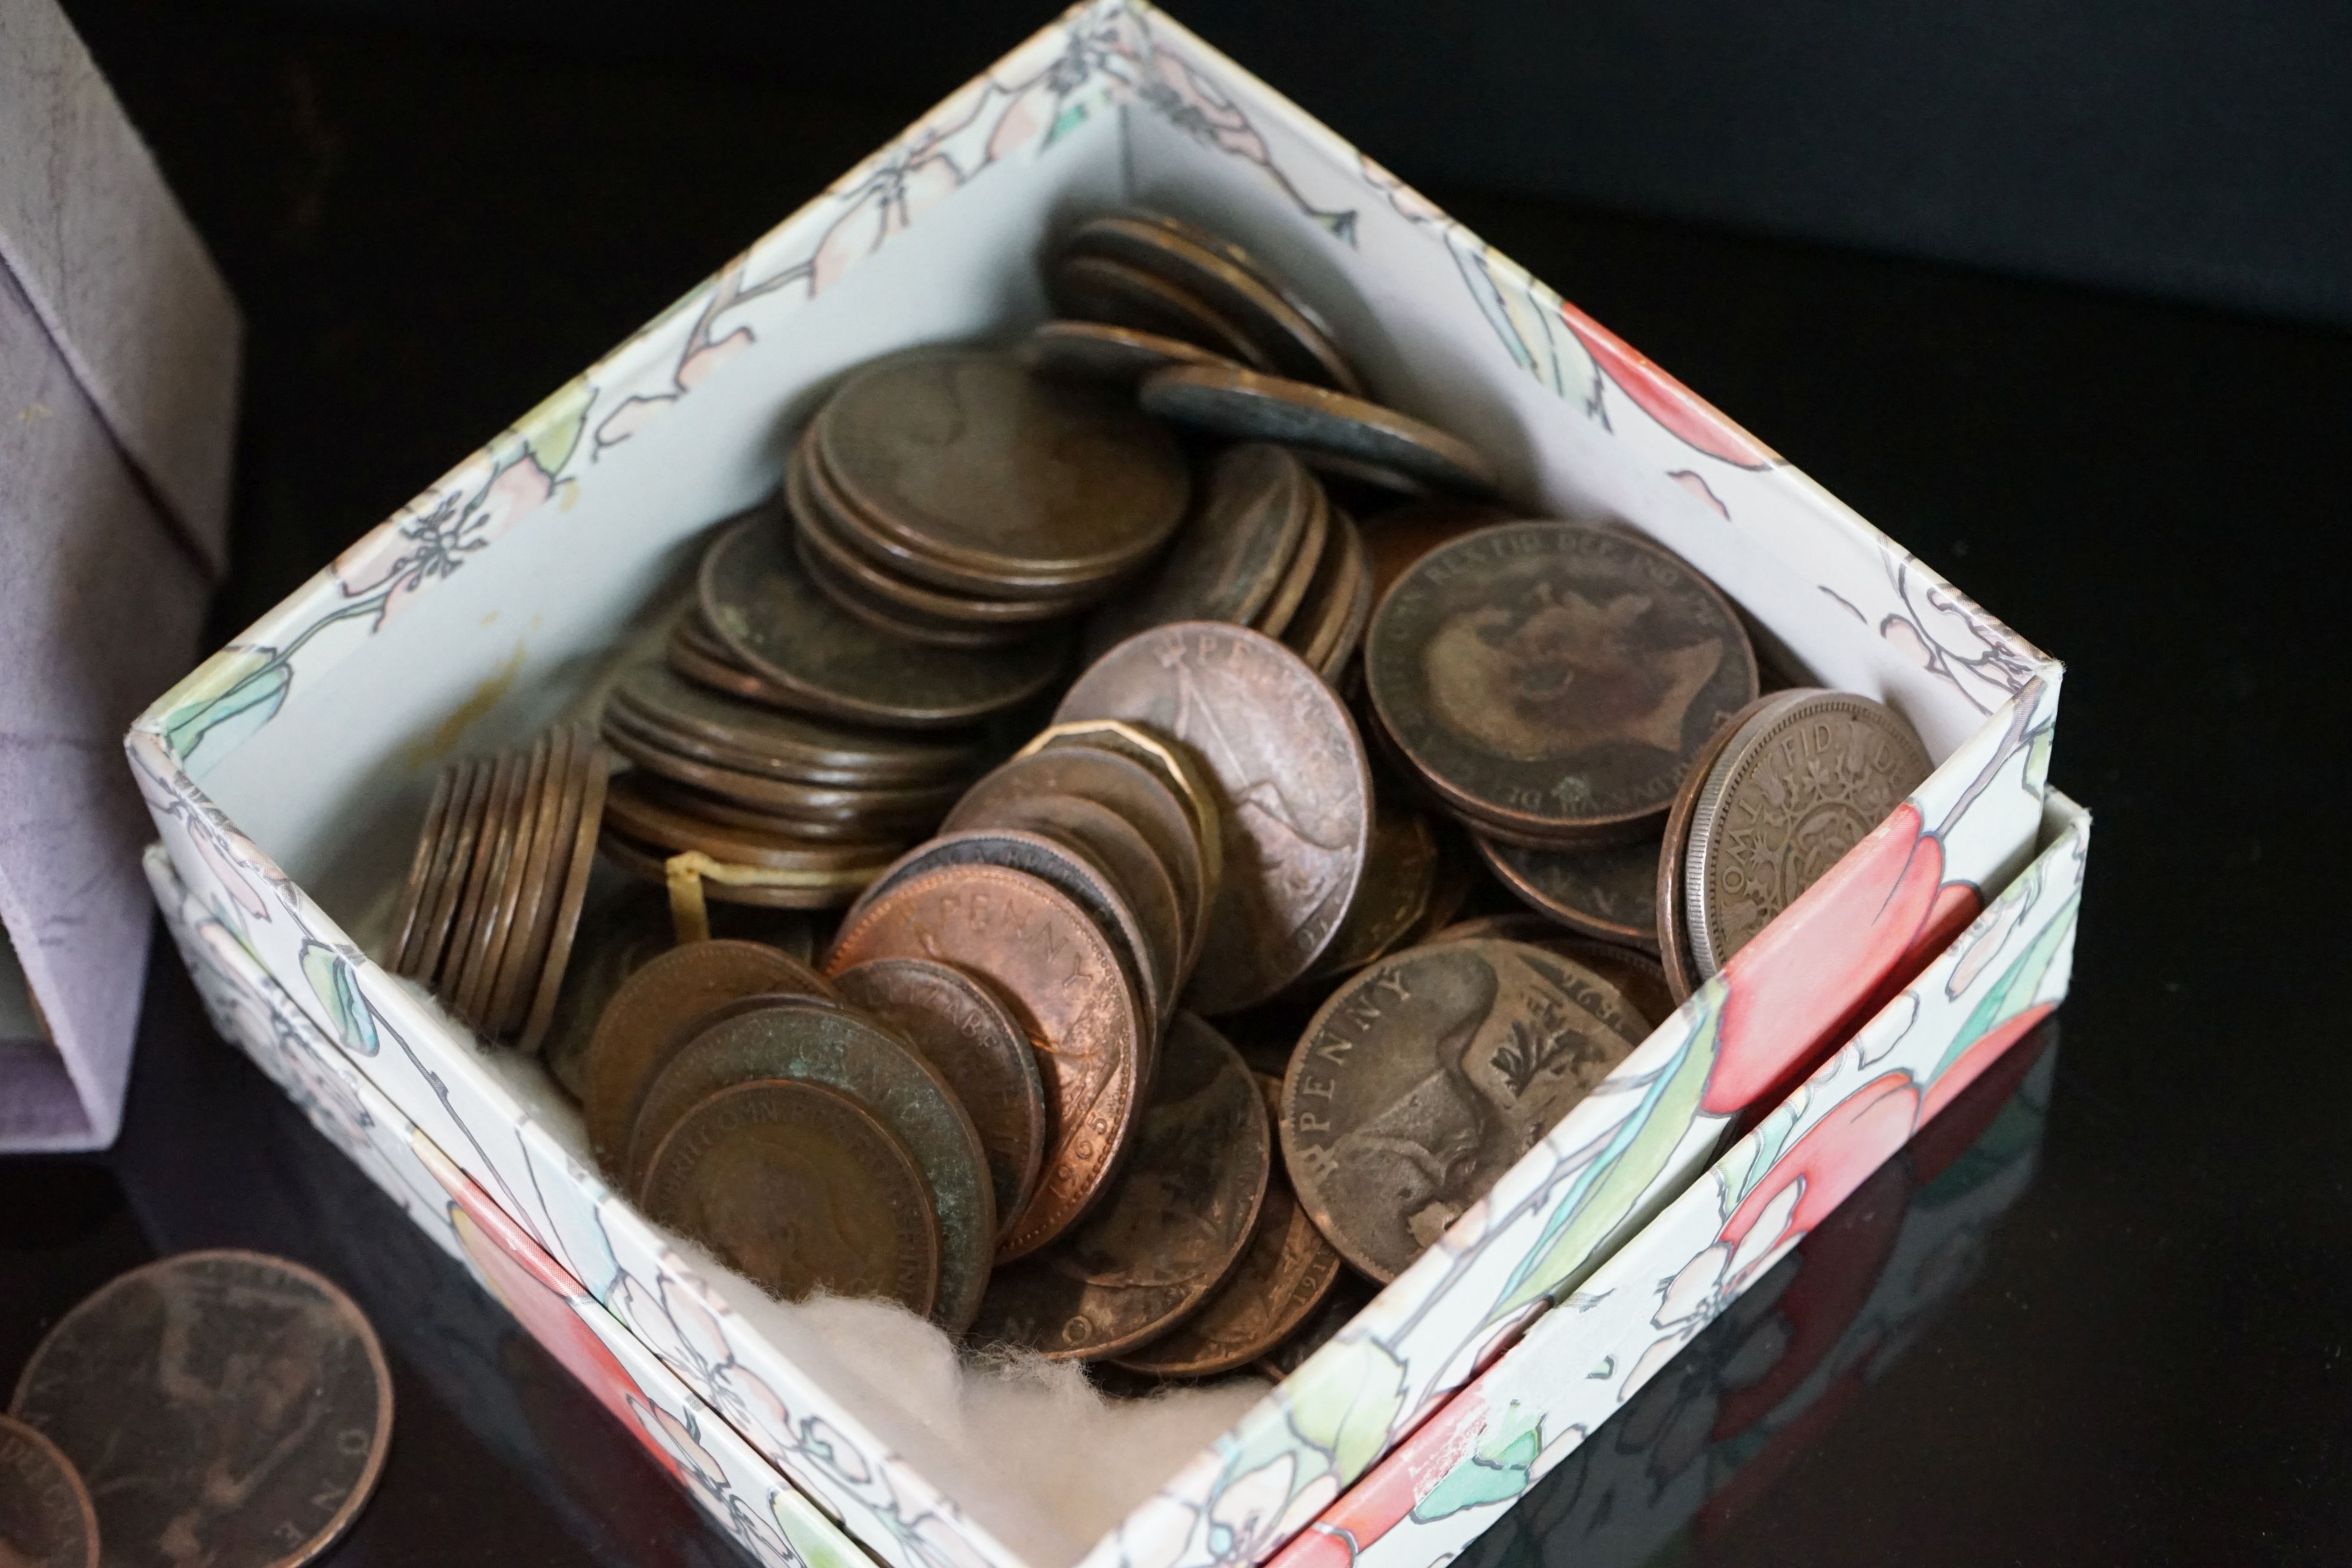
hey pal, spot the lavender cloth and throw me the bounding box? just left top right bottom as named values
left=1, top=0, right=241, bottom=1149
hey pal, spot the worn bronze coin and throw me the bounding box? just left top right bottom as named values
left=832, top=957, right=1050, bottom=1238
left=538, top=883, right=675, bottom=1100
left=623, top=773, right=917, bottom=845
left=642, top=1079, right=942, bottom=1318
left=1022, top=318, right=1245, bottom=385
left=1065, top=214, right=1361, bottom=394
left=501, top=730, right=593, bottom=1040
left=1361, top=497, right=1517, bottom=605
left=0, top=1414, right=96, bottom=1568
left=666, top=612, right=806, bottom=709
left=816, top=346, right=1190, bottom=591
left=486, top=727, right=577, bottom=1033
left=455, top=732, right=551, bottom=1027
left=1298, top=448, right=1434, bottom=500
left=970, top=1013, right=1268, bottom=1361
left=795, top=514, right=1055, bottom=650
left=628, top=994, right=995, bottom=1333
left=518, top=731, right=610, bottom=1052
left=1683, top=688, right=1932, bottom=978
left=1282, top=939, right=1644, bottom=1280
left=604, top=692, right=959, bottom=800
left=611, top=661, right=980, bottom=786
left=699, top=517, right=1069, bottom=728
left=1055, top=623, right=1373, bottom=1015
left=388, top=765, right=457, bottom=975
left=1141, top=365, right=1498, bottom=495
left=826, top=865, right=1147, bottom=1259
left=936, top=793, right=1188, bottom=1018
left=849, top=828, right=1166, bottom=1029
left=1425, top=914, right=1676, bottom=1031
left=602, top=773, right=904, bottom=871
left=1254, top=1273, right=1378, bottom=1383
left=1301, top=803, right=1439, bottom=986
left=603, top=717, right=960, bottom=828
left=599, top=829, right=880, bottom=909
left=1285, top=505, right=1370, bottom=676
left=403, top=756, right=489, bottom=984
left=1367, top=520, right=1760, bottom=845
left=1111, top=1171, right=1343, bottom=1378
left=948, top=743, right=1210, bottom=978
left=1083, top=443, right=1315, bottom=660
left=437, top=746, right=525, bottom=1006
left=1474, top=828, right=1662, bottom=951
left=583, top=938, right=838, bottom=1165
left=1247, top=478, right=1330, bottom=642
left=1047, top=253, right=1273, bottom=372
left=1019, top=720, right=1226, bottom=910
left=10, top=1250, right=391, bottom=1568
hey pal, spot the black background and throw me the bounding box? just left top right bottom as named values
left=8, top=0, right=2352, bottom=1561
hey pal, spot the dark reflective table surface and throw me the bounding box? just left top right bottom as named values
left=9, top=1, right=2350, bottom=1561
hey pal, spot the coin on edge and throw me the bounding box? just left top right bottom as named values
left=1140, top=364, right=1497, bottom=495
left=1082, top=443, right=1315, bottom=659
left=1055, top=623, right=1371, bottom=1014
left=971, top=1013, right=1269, bottom=1361
left=642, top=1079, right=943, bottom=1318
left=1282, top=940, right=1644, bottom=1280
left=1366, top=520, right=1759, bottom=843
left=10, top=1251, right=391, bottom=1567
left=0, top=1414, right=97, bottom=1568
left=832, top=957, right=1051, bottom=1240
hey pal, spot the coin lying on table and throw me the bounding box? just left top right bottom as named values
left=0, top=1415, right=96, bottom=1568
left=826, top=865, right=1147, bottom=1261
left=10, top=1251, right=391, bottom=1568
left=1140, top=363, right=1498, bottom=495
left=1473, top=828, right=1662, bottom=951
left=970, top=1013, right=1269, bottom=1361
left=630, top=994, right=996, bottom=1335
left=1055, top=623, right=1372, bottom=1015
left=1281, top=940, right=1644, bottom=1280
left=1365, top=520, right=1759, bottom=846
left=1679, top=687, right=1933, bottom=979
left=642, top=1079, right=944, bottom=1318
left=832, top=957, right=1050, bottom=1240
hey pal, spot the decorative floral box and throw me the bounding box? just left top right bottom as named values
left=125, top=5, right=2086, bottom=1567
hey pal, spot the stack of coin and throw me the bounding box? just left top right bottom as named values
left=388, top=725, right=608, bottom=1049
left=786, top=345, right=1190, bottom=641
left=1078, top=443, right=1373, bottom=685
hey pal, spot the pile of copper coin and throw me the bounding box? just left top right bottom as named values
left=385, top=207, right=1936, bottom=1381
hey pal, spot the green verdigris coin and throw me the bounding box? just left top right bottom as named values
left=625, top=996, right=996, bottom=1335
left=698, top=516, right=1068, bottom=729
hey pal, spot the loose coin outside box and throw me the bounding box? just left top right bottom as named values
left=0, top=1415, right=97, bottom=1568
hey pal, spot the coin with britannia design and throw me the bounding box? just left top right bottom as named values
left=10, top=1251, right=391, bottom=1568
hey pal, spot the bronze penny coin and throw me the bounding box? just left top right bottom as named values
left=10, top=1251, right=391, bottom=1568
left=832, top=957, right=1050, bottom=1239
left=1319, top=521, right=1377, bottom=685
left=1285, top=505, right=1370, bottom=676
left=1683, top=688, right=1932, bottom=978
left=970, top=1012, right=1268, bottom=1361
left=1111, top=1174, right=1343, bottom=1378
left=1054, top=623, right=1373, bottom=1015
left=627, top=995, right=995, bottom=1334
left=816, top=347, right=1190, bottom=590
left=583, top=937, right=838, bottom=1165
left=1361, top=496, right=1518, bottom=605
left=455, top=732, right=552, bottom=1028
left=1655, top=691, right=1782, bottom=1002
left=518, top=732, right=610, bottom=1053
left=936, top=792, right=1188, bottom=1020
left=1247, top=477, right=1330, bottom=642
left=0, top=1414, right=96, bottom=1568
left=1300, top=803, right=1439, bottom=986
left=388, top=765, right=457, bottom=975
left=537, top=883, right=676, bottom=1101
left=1064, top=214, right=1361, bottom=394
left=826, top=865, right=1147, bottom=1260
left=1082, top=443, right=1315, bottom=661
left=699, top=517, right=1070, bottom=729
left=604, top=693, right=957, bottom=803
left=403, top=757, right=489, bottom=982
left=1298, top=448, right=1434, bottom=501
left=1047, top=253, right=1274, bottom=372
left=602, top=772, right=902, bottom=871
left=1474, top=827, right=1663, bottom=952
left=1254, top=1272, right=1377, bottom=1383
left=1366, top=520, right=1760, bottom=844
left=642, top=1079, right=942, bottom=1317
left=1022, top=319, right=1246, bottom=386
left=666, top=614, right=805, bottom=709
left=603, top=714, right=961, bottom=828
left=623, top=773, right=917, bottom=845
left=486, top=727, right=578, bottom=1034
left=611, top=661, right=980, bottom=786
left=1117, top=211, right=1352, bottom=360
left=437, top=746, right=525, bottom=1006
left=1019, top=721, right=1227, bottom=910
left=1140, top=365, right=1499, bottom=495
left=795, top=516, right=1057, bottom=650
left=1425, top=914, right=1676, bottom=1031
left=948, top=743, right=1210, bottom=978
left=1282, top=939, right=1644, bottom=1281
left=848, top=828, right=1165, bottom=1029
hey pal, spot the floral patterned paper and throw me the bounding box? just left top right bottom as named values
left=127, top=7, right=2077, bottom=1568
